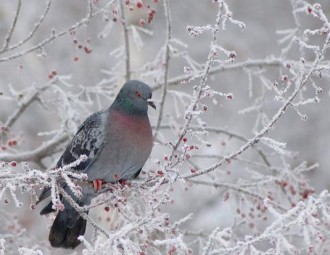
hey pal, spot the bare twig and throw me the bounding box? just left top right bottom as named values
left=119, top=0, right=130, bottom=81
left=156, top=124, right=271, bottom=166
left=153, top=0, right=172, bottom=139
left=5, top=78, right=58, bottom=128
left=0, top=133, right=68, bottom=162
left=0, top=0, right=115, bottom=63
left=0, top=0, right=22, bottom=53
left=188, top=179, right=287, bottom=212
left=1, top=0, right=52, bottom=54
left=152, top=58, right=283, bottom=91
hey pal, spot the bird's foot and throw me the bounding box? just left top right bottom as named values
left=92, top=179, right=104, bottom=193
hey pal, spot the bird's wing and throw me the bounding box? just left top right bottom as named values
left=58, top=111, right=106, bottom=171
left=37, top=111, right=107, bottom=204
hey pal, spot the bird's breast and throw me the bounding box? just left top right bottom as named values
left=110, top=110, right=153, bottom=147
left=90, top=110, right=153, bottom=182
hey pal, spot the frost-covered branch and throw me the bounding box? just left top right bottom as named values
left=1, top=0, right=330, bottom=254
left=171, top=1, right=226, bottom=154
left=5, top=77, right=58, bottom=128
left=188, top=179, right=287, bottom=212
left=184, top=34, right=330, bottom=180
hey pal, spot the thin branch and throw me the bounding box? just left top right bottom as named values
left=202, top=227, right=221, bottom=255
left=152, top=58, right=330, bottom=91
left=152, top=58, right=283, bottom=91
left=183, top=36, right=330, bottom=180
left=0, top=0, right=115, bottom=63
left=119, top=0, right=130, bottom=81
left=153, top=0, right=172, bottom=139
left=0, top=0, right=22, bottom=53
left=170, top=2, right=223, bottom=155
left=155, top=124, right=271, bottom=166
left=5, top=77, right=58, bottom=128
left=188, top=179, right=287, bottom=212
left=1, top=0, right=52, bottom=54
left=0, top=133, right=68, bottom=162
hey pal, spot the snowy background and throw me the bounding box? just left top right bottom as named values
left=0, top=0, right=330, bottom=254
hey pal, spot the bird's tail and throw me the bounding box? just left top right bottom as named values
left=48, top=201, right=88, bottom=249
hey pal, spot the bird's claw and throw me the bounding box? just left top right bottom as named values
left=92, top=179, right=103, bottom=193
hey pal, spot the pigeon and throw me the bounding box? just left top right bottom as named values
left=37, top=80, right=155, bottom=249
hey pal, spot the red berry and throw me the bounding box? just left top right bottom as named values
left=10, top=161, right=17, bottom=167
left=301, top=190, right=309, bottom=200
left=136, top=2, right=142, bottom=8
left=104, top=206, right=110, bottom=212
left=139, top=19, right=145, bottom=26
left=84, top=47, right=93, bottom=54
left=157, top=170, right=164, bottom=176
left=182, top=137, right=187, bottom=142
left=148, top=9, right=156, bottom=23
left=307, top=6, right=312, bottom=14
left=228, top=51, right=236, bottom=59
left=289, top=185, right=296, bottom=195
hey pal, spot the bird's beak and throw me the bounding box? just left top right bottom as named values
left=147, top=99, right=156, bottom=110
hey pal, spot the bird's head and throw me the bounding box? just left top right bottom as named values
left=112, top=80, right=156, bottom=115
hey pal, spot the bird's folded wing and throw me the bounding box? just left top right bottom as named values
left=37, top=111, right=107, bottom=203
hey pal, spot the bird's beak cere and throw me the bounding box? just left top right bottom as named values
left=147, top=99, right=156, bottom=110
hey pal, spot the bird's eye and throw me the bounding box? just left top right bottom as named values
left=135, top=91, right=142, bottom=97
